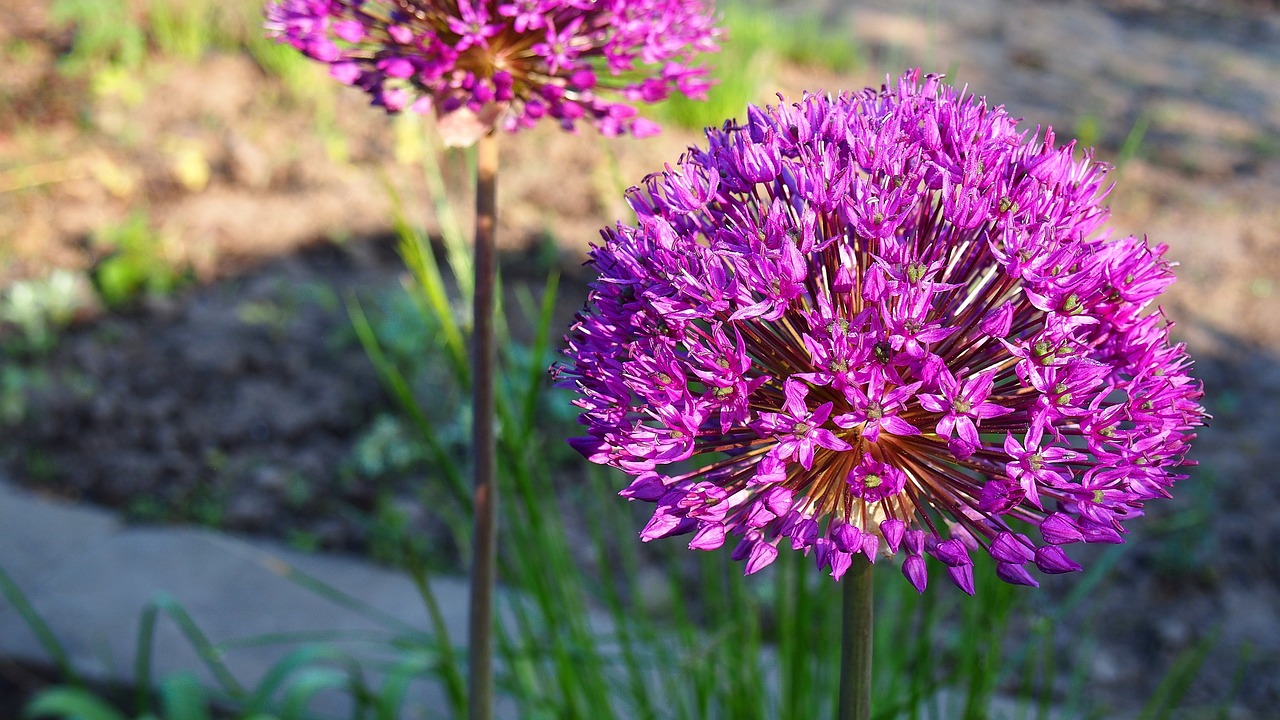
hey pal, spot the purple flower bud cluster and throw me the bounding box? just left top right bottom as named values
left=264, top=0, right=718, bottom=139
left=558, top=71, right=1206, bottom=594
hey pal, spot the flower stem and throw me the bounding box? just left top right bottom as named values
left=467, top=130, right=499, bottom=720
left=839, top=559, right=874, bottom=720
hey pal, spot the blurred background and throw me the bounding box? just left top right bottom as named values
left=1, top=0, right=1278, bottom=717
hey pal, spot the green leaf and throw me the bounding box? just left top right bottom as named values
left=135, top=595, right=245, bottom=700
left=24, top=688, right=128, bottom=720
left=241, top=645, right=361, bottom=716
left=0, top=564, right=79, bottom=684
left=280, top=668, right=352, bottom=720
left=1137, top=632, right=1219, bottom=720
left=157, top=673, right=211, bottom=720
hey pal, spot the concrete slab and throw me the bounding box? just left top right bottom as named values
left=0, top=479, right=478, bottom=717
left=0, top=482, right=121, bottom=591
left=0, top=479, right=1064, bottom=719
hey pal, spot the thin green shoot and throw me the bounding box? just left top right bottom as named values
left=23, top=687, right=129, bottom=720
left=146, top=0, right=213, bottom=62
left=156, top=672, right=213, bottom=720
left=403, top=547, right=468, bottom=715
left=1136, top=631, right=1219, bottom=720
left=49, top=0, right=145, bottom=73
left=347, top=295, right=471, bottom=512
left=133, top=594, right=247, bottom=702
left=1115, top=112, right=1150, bottom=175
left=0, top=564, right=81, bottom=685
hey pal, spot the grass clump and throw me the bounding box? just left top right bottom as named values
left=655, top=0, right=862, bottom=130
left=48, top=0, right=335, bottom=111
left=89, top=212, right=191, bottom=309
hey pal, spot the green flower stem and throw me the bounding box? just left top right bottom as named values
left=839, top=559, right=873, bottom=720
left=467, top=130, right=500, bottom=720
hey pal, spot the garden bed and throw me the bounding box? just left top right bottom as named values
left=2, top=0, right=1279, bottom=716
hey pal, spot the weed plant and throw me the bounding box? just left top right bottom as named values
left=88, top=212, right=190, bottom=309
left=0, top=271, right=87, bottom=356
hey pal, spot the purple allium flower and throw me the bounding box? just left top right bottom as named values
left=556, top=71, right=1207, bottom=594
left=264, top=0, right=719, bottom=144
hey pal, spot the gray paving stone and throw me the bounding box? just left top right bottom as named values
left=0, top=481, right=121, bottom=591
left=0, top=483, right=1062, bottom=719
left=0, top=479, right=492, bottom=717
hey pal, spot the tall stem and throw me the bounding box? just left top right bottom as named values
left=467, top=131, right=499, bottom=720
left=839, top=559, right=874, bottom=720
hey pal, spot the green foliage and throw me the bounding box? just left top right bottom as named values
left=0, top=270, right=89, bottom=355
left=25, top=687, right=131, bottom=720
left=0, top=270, right=95, bottom=425
left=364, top=492, right=431, bottom=567
left=1116, top=111, right=1150, bottom=174
left=48, top=0, right=341, bottom=131
left=146, top=0, right=216, bottom=62
left=1073, top=110, right=1150, bottom=175
left=763, top=11, right=863, bottom=72
left=348, top=413, right=431, bottom=480
left=52, top=0, right=286, bottom=69
left=1145, top=469, right=1219, bottom=585
left=1, top=366, right=36, bottom=425
left=1074, top=112, right=1103, bottom=151
left=14, top=588, right=411, bottom=720
left=51, top=0, right=146, bottom=73
left=25, top=673, right=271, bottom=720
left=1, top=565, right=82, bottom=685
left=654, top=0, right=862, bottom=130
left=89, top=212, right=190, bottom=309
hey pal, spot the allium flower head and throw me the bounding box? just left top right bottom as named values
left=264, top=0, right=718, bottom=143
left=557, top=71, right=1206, bottom=594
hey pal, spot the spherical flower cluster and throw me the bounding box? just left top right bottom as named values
left=557, top=71, right=1206, bottom=594
left=264, top=0, right=718, bottom=141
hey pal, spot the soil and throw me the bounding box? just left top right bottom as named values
left=0, top=660, right=62, bottom=720
left=4, top=239, right=400, bottom=545
left=2, top=0, right=1279, bottom=717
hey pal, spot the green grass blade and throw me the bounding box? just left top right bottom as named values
left=404, top=559, right=467, bottom=715
left=215, top=629, right=393, bottom=650
left=588, top=473, right=662, bottom=720
left=144, top=595, right=246, bottom=699
left=1215, top=643, right=1251, bottom=719
left=385, top=179, right=470, bottom=385
left=1116, top=111, right=1150, bottom=174
left=157, top=672, right=212, bottom=720
left=420, top=145, right=473, bottom=306
left=259, top=557, right=425, bottom=638
left=372, top=651, right=433, bottom=720
left=280, top=667, right=353, bottom=720
left=23, top=687, right=128, bottom=720
left=242, top=646, right=353, bottom=715
left=518, top=270, right=560, bottom=443
left=134, top=603, right=159, bottom=714
left=347, top=295, right=469, bottom=510
left=1137, top=632, right=1218, bottom=720
left=0, top=564, right=80, bottom=684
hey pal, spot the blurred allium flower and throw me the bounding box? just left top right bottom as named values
left=264, top=0, right=718, bottom=142
left=557, top=71, right=1206, bottom=594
